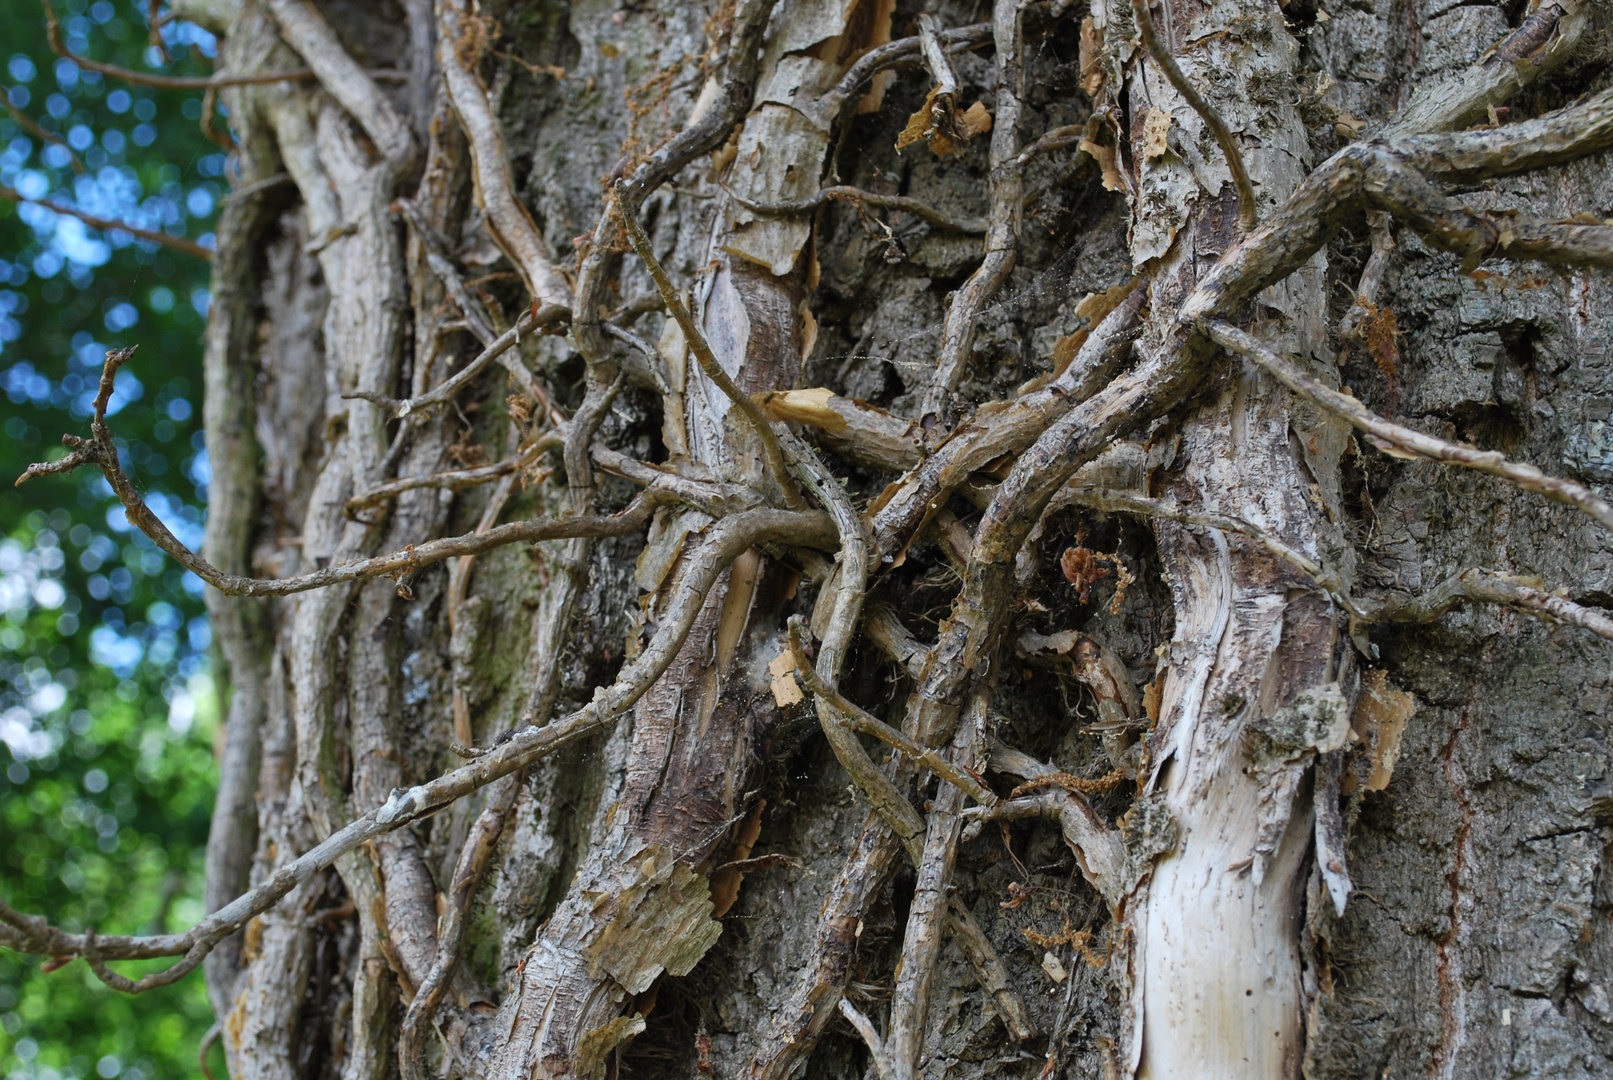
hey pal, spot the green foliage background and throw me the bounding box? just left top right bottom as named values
left=1, top=2, right=225, bottom=1078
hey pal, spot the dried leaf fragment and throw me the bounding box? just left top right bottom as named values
left=1345, top=669, right=1415, bottom=793
left=1142, top=678, right=1162, bottom=726
left=1356, top=299, right=1400, bottom=410
left=956, top=101, right=993, bottom=139
left=1062, top=544, right=1133, bottom=612
left=1061, top=546, right=1110, bottom=602
left=1021, top=280, right=1139, bottom=394
left=1079, top=138, right=1124, bottom=192
left=1048, top=330, right=1088, bottom=378
left=895, top=88, right=939, bottom=151
left=896, top=88, right=992, bottom=156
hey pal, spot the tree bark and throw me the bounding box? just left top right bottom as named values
left=52, top=1, right=1613, bottom=1078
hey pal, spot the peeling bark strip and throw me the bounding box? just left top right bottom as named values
left=12, top=2, right=1613, bottom=1079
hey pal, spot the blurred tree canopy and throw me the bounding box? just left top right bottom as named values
left=0, top=3, right=225, bottom=1078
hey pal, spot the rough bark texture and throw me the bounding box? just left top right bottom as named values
left=41, top=0, right=1613, bottom=1078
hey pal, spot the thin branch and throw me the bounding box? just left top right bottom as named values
left=1203, top=320, right=1613, bottom=535
left=1129, top=0, right=1256, bottom=233
left=1012, top=123, right=1084, bottom=172
left=612, top=0, right=781, bottom=203
left=943, top=898, right=1036, bottom=1040
left=817, top=21, right=993, bottom=123
left=920, top=0, right=1026, bottom=427
left=916, top=14, right=961, bottom=103
left=16, top=347, right=679, bottom=597
left=345, top=434, right=560, bottom=514
left=349, top=304, right=561, bottom=420
left=218, top=172, right=294, bottom=206
left=144, top=0, right=167, bottom=63
left=0, top=508, right=836, bottom=991
left=745, top=821, right=906, bottom=1078
left=565, top=0, right=779, bottom=453
left=959, top=788, right=1125, bottom=907
left=908, top=12, right=967, bottom=152
left=612, top=178, right=806, bottom=511
left=591, top=446, right=763, bottom=517
left=1378, top=0, right=1588, bottom=138
left=1370, top=155, right=1613, bottom=271
left=557, top=369, right=626, bottom=503
left=863, top=604, right=928, bottom=680
left=1370, top=567, right=1613, bottom=643
left=778, top=427, right=866, bottom=681
left=197, top=86, right=234, bottom=150
left=798, top=664, right=998, bottom=809
left=790, top=580, right=1033, bottom=1052
left=879, top=31, right=1613, bottom=917
left=399, top=775, right=521, bottom=1080
left=263, top=0, right=413, bottom=167
left=600, top=323, right=670, bottom=391
left=1338, top=211, right=1395, bottom=341
left=1175, top=88, right=1613, bottom=332
left=40, top=0, right=406, bottom=90
left=2, top=186, right=213, bottom=259
left=1388, top=84, right=1613, bottom=183
left=437, top=0, right=572, bottom=311
left=869, top=286, right=1145, bottom=564
left=887, top=694, right=989, bottom=1079
left=395, top=197, right=498, bottom=346
left=197, top=1023, right=221, bottom=1080
left=2, top=97, right=84, bottom=173
left=788, top=618, right=925, bottom=858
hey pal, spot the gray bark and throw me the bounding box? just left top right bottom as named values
left=165, top=1, right=1613, bottom=1078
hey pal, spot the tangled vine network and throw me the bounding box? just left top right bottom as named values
left=4, top=1, right=1613, bottom=1078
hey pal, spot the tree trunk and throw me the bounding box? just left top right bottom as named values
left=134, top=0, right=1613, bottom=1078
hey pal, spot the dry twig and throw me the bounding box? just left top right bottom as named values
left=40, top=0, right=408, bottom=90
left=920, top=0, right=1027, bottom=427
left=1371, top=567, right=1613, bottom=643
left=1, top=187, right=212, bottom=259
left=1204, top=320, right=1613, bottom=535
left=724, top=184, right=987, bottom=234
left=2, top=97, right=83, bottom=173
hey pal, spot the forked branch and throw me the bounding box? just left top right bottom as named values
left=612, top=179, right=806, bottom=510
left=438, top=0, right=573, bottom=312
left=14, top=350, right=705, bottom=597
left=1204, top=320, right=1613, bottom=535
left=1372, top=567, right=1613, bottom=643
